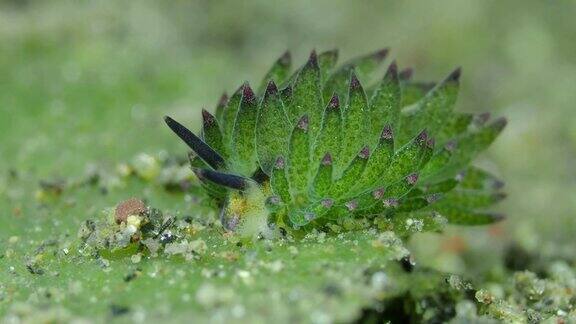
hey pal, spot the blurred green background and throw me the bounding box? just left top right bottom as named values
left=1, top=0, right=575, bottom=313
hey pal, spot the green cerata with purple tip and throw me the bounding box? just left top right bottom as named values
left=165, top=48, right=507, bottom=239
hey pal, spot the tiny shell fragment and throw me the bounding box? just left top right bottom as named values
left=115, top=198, right=146, bottom=224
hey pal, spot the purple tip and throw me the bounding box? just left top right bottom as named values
left=242, top=83, right=256, bottom=104
left=279, top=51, right=291, bottom=66
left=372, top=48, right=390, bottom=61
left=417, top=130, right=429, bottom=144
left=304, top=212, right=316, bottom=221
left=345, top=200, right=358, bottom=211
left=225, top=214, right=240, bottom=231
left=493, top=192, right=507, bottom=202
left=280, top=85, right=292, bottom=98
left=321, top=198, right=334, bottom=208
left=406, top=173, right=419, bottom=185
left=297, top=115, right=309, bottom=132
left=202, top=109, right=215, bottom=125
left=265, top=80, right=278, bottom=96
left=385, top=61, right=398, bottom=80
left=267, top=196, right=281, bottom=205
left=426, top=194, right=441, bottom=204
left=381, top=125, right=393, bottom=140
left=491, top=213, right=506, bottom=222
left=445, top=140, right=457, bottom=152
left=372, top=188, right=385, bottom=199
left=492, top=179, right=505, bottom=190
left=321, top=153, right=333, bottom=166
left=358, top=146, right=370, bottom=159
left=274, top=156, right=285, bottom=170
left=383, top=198, right=399, bottom=208
left=398, top=68, right=413, bottom=81
left=218, top=93, right=228, bottom=107
left=446, top=67, right=462, bottom=83
left=491, top=117, right=508, bottom=132
left=328, top=94, right=340, bottom=109
left=474, top=112, right=491, bottom=126
left=308, top=50, right=318, bottom=68
left=350, top=72, right=361, bottom=90
left=455, top=171, right=466, bottom=182
left=426, top=137, right=435, bottom=149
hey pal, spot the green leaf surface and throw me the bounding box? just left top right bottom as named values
left=437, top=189, right=506, bottom=209
left=423, top=179, right=459, bottom=194
left=338, top=73, right=370, bottom=172
left=231, top=85, right=259, bottom=176
left=398, top=69, right=460, bottom=144
left=396, top=196, right=435, bottom=213
left=459, top=167, right=504, bottom=191
left=0, top=174, right=408, bottom=323
left=222, top=85, right=243, bottom=153
left=317, top=49, right=338, bottom=83
left=287, top=116, right=312, bottom=200
left=380, top=131, right=429, bottom=187
left=312, top=94, right=342, bottom=171
left=369, top=62, right=401, bottom=143
left=256, top=81, right=292, bottom=174
left=355, top=125, right=395, bottom=191
left=270, top=156, right=291, bottom=204
left=288, top=199, right=333, bottom=226
left=311, top=153, right=333, bottom=199
left=399, top=81, right=435, bottom=107
left=384, top=173, right=419, bottom=200
left=436, top=206, right=503, bottom=225
left=348, top=187, right=385, bottom=212
left=420, top=144, right=455, bottom=181
left=436, top=112, right=473, bottom=145
left=287, top=52, right=323, bottom=137
left=439, top=118, right=507, bottom=177
left=201, top=109, right=226, bottom=161
left=330, top=146, right=370, bottom=198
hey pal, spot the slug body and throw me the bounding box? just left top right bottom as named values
left=165, top=49, right=506, bottom=239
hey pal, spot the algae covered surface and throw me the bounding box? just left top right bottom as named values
left=2, top=0, right=576, bottom=322
left=0, top=155, right=416, bottom=323
left=1, top=173, right=409, bottom=322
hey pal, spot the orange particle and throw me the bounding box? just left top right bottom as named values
left=441, top=235, right=467, bottom=254
left=488, top=223, right=505, bottom=237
